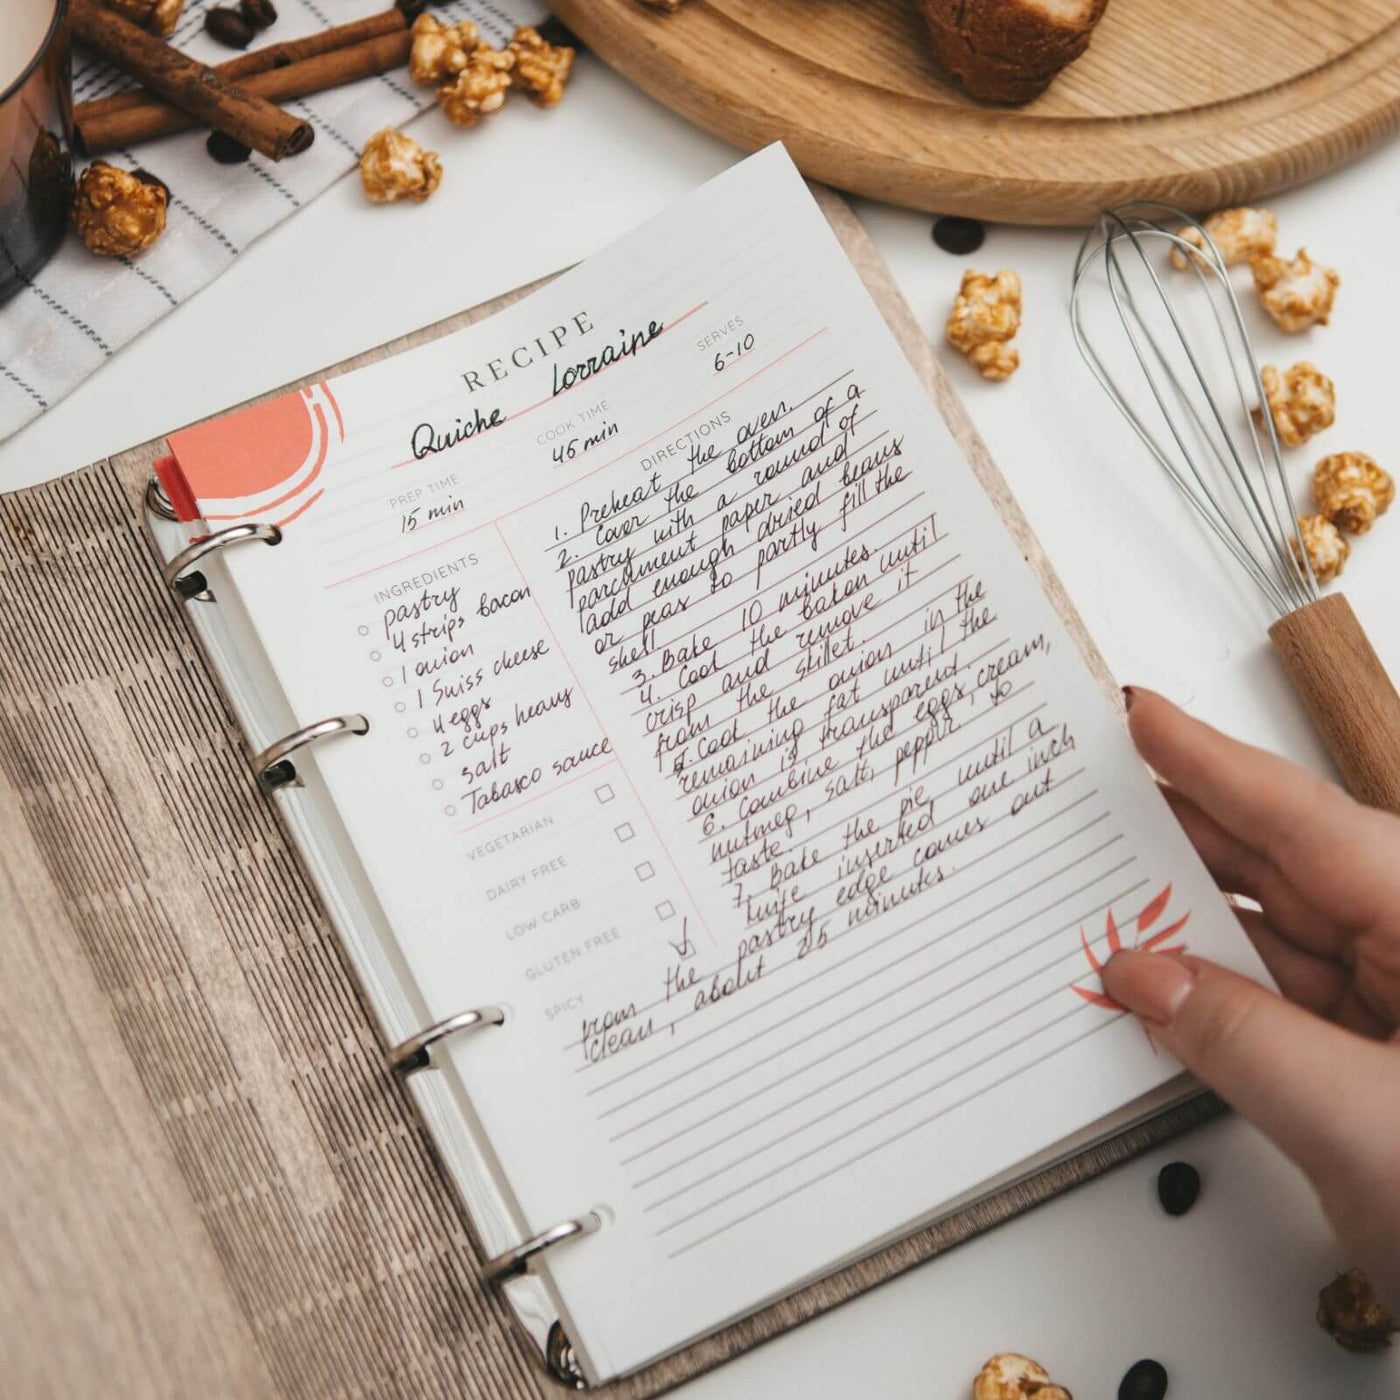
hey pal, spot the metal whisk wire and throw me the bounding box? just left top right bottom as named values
left=1070, top=201, right=1319, bottom=619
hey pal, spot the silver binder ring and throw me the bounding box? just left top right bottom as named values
left=388, top=1006, right=505, bottom=1076
left=145, top=476, right=178, bottom=521
left=254, top=714, right=370, bottom=792
left=164, top=522, right=281, bottom=602
left=482, top=1213, right=602, bottom=1283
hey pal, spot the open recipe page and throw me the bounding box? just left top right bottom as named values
left=163, top=146, right=1270, bottom=1382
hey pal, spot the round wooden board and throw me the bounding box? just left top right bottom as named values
left=549, top=0, right=1400, bottom=224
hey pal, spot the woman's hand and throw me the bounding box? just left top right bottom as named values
left=1102, top=688, right=1400, bottom=1301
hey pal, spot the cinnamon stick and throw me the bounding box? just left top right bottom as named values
left=70, top=0, right=314, bottom=161
left=74, top=31, right=411, bottom=154
left=77, top=7, right=413, bottom=123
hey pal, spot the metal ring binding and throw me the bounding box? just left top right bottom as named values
left=545, top=1322, right=587, bottom=1389
left=388, top=1006, right=505, bottom=1076
left=145, top=475, right=178, bottom=521
left=253, top=714, right=370, bottom=792
left=481, top=1212, right=602, bottom=1283
left=164, top=522, right=281, bottom=602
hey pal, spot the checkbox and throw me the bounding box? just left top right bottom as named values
left=655, top=900, right=676, bottom=921
left=614, top=822, right=635, bottom=843
left=635, top=860, right=655, bottom=882
left=594, top=783, right=615, bottom=804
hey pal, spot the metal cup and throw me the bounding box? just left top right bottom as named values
left=0, top=0, right=74, bottom=308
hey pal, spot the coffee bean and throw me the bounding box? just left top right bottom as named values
left=240, top=0, right=277, bottom=28
left=1118, top=1358, right=1168, bottom=1400
left=932, top=215, right=985, bottom=255
left=204, top=5, right=254, bottom=48
left=206, top=130, right=251, bottom=165
left=538, top=15, right=584, bottom=52
left=1156, top=1161, right=1200, bottom=1216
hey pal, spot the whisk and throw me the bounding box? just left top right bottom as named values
left=1070, top=202, right=1400, bottom=813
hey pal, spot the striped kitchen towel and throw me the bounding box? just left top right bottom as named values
left=0, top=0, right=544, bottom=441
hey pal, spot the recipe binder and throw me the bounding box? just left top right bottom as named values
left=146, top=443, right=610, bottom=1384
left=0, top=182, right=1223, bottom=1398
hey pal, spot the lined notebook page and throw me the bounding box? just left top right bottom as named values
left=169, top=147, right=1270, bottom=1383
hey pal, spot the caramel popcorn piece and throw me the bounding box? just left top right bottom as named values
left=408, top=12, right=480, bottom=85
left=1313, top=451, right=1394, bottom=535
left=150, top=0, right=184, bottom=33
left=947, top=268, right=1022, bottom=382
left=1291, top=513, right=1349, bottom=584
left=947, top=269, right=1021, bottom=351
left=1318, top=1268, right=1398, bottom=1352
left=437, top=44, right=515, bottom=127
left=101, top=0, right=184, bottom=35
left=72, top=162, right=168, bottom=258
left=1170, top=206, right=1277, bottom=271
left=1252, top=248, right=1339, bottom=332
left=1254, top=362, right=1335, bottom=448
left=359, top=127, right=442, bottom=205
left=972, top=1353, right=1072, bottom=1400
left=508, top=25, right=575, bottom=107
left=969, top=341, right=1019, bottom=381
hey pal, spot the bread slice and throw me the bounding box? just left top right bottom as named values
left=921, top=0, right=1110, bottom=104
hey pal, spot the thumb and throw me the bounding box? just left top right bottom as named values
left=1102, top=950, right=1397, bottom=1186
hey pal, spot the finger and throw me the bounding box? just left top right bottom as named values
left=1231, top=909, right=1391, bottom=1037
left=1165, top=789, right=1394, bottom=1037
left=1101, top=949, right=1400, bottom=1185
left=1333, top=983, right=1396, bottom=1041
left=1125, top=688, right=1400, bottom=931
left=1160, top=786, right=1350, bottom=959
left=1231, top=907, right=1352, bottom=1020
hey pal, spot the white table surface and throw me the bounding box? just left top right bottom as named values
left=7, top=50, right=1398, bottom=1399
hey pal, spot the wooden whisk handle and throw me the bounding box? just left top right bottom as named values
left=1268, top=594, right=1400, bottom=814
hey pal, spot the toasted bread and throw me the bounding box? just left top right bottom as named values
left=921, top=0, right=1110, bottom=104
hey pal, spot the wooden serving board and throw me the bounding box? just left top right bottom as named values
left=550, top=0, right=1400, bottom=224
